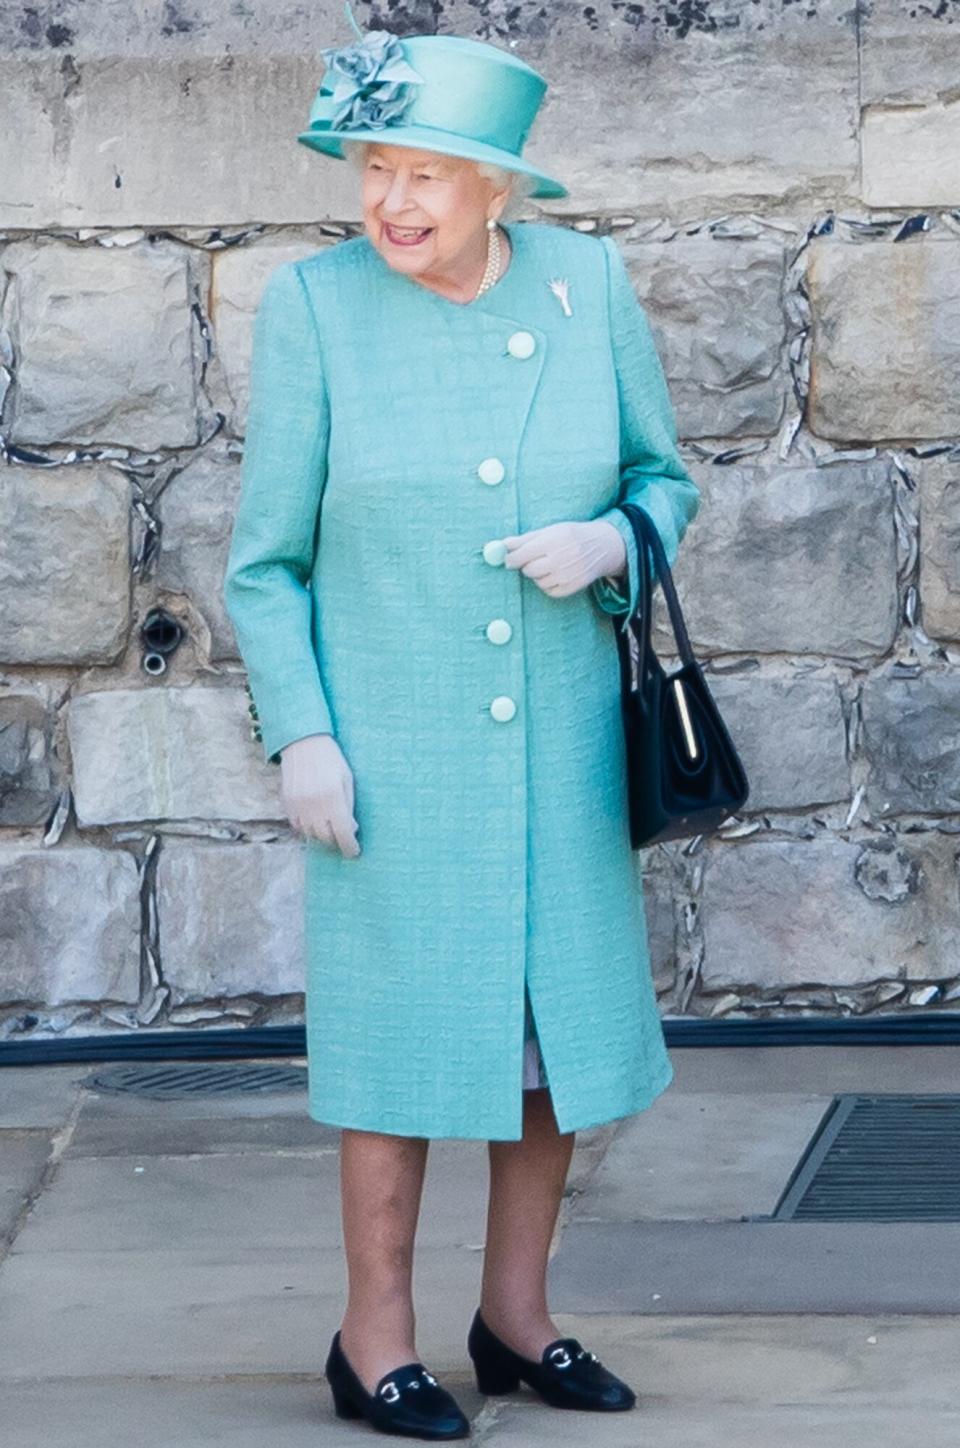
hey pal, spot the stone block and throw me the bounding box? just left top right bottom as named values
left=621, top=236, right=789, bottom=440
left=861, top=673, right=960, bottom=816
left=15, top=1152, right=340, bottom=1252
left=699, top=835, right=960, bottom=990
left=550, top=1218, right=960, bottom=1315
left=528, top=0, right=860, bottom=213
left=0, top=1245, right=345, bottom=1378
left=0, top=843, right=140, bottom=1006
left=156, top=840, right=305, bottom=1001
left=861, top=0, right=960, bottom=113
left=705, top=676, right=849, bottom=811
left=0, top=687, right=62, bottom=826
left=1, top=241, right=200, bottom=449
left=66, top=685, right=284, bottom=826
left=862, top=99, right=960, bottom=208
left=0, top=49, right=361, bottom=230
left=806, top=237, right=960, bottom=443
left=0, top=463, right=130, bottom=664
left=918, top=451, right=960, bottom=643
left=0, top=1066, right=94, bottom=1130
left=569, top=1091, right=831, bottom=1222
left=0, top=1133, right=54, bottom=1249
left=653, top=460, right=899, bottom=658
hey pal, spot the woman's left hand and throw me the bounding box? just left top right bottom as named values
left=500, top=519, right=627, bottom=599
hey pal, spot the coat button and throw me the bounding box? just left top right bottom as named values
left=486, top=618, right=512, bottom=644
left=477, top=457, right=505, bottom=486
left=507, top=330, right=536, bottom=359
left=490, top=695, right=517, bottom=722
left=482, top=539, right=508, bottom=566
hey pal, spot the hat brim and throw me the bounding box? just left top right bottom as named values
left=296, top=124, right=568, bottom=200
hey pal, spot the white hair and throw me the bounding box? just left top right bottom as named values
left=341, top=139, right=539, bottom=218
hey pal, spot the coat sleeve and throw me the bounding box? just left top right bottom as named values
left=222, top=259, right=335, bottom=765
left=589, top=233, right=700, bottom=619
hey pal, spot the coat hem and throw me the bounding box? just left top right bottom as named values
left=304, top=1103, right=523, bottom=1141
left=550, top=1055, right=674, bottom=1137
left=304, top=1055, right=674, bottom=1142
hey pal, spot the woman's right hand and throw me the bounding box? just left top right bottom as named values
left=279, top=734, right=361, bottom=858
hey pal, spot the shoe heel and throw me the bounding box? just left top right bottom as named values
left=330, top=1384, right=361, bottom=1419
left=474, top=1364, right=521, bottom=1395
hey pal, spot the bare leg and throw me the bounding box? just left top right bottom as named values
left=338, top=1127, right=429, bottom=1394
left=480, top=1085, right=575, bottom=1360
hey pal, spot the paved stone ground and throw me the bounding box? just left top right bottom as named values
left=2, top=1045, right=960, bottom=1446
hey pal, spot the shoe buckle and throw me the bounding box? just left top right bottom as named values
left=379, top=1380, right=401, bottom=1402
left=420, top=1370, right=438, bottom=1387
left=548, top=1345, right=573, bottom=1369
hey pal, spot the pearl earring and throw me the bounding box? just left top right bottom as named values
left=486, top=217, right=496, bottom=230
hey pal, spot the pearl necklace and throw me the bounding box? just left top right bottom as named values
left=473, top=219, right=504, bottom=300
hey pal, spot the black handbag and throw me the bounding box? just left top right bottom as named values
left=612, top=502, right=749, bottom=847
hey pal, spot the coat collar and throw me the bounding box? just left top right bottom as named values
left=358, top=219, right=530, bottom=317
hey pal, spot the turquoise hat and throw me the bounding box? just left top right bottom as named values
left=297, top=7, right=568, bottom=200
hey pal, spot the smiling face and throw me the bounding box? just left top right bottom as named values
left=358, top=143, right=513, bottom=297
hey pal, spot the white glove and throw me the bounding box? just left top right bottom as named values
left=499, top=519, right=627, bottom=598
left=279, top=733, right=361, bottom=858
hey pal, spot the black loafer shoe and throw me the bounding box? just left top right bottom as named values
left=467, top=1308, right=636, bottom=1411
left=324, top=1329, right=471, bottom=1439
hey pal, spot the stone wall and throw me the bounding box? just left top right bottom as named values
left=1, top=0, right=959, bottom=1038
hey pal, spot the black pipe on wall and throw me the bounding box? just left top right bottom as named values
left=2, top=1013, right=960, bottom=1068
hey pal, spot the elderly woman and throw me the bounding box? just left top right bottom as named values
left=223, top=22, right=699, bottom=1443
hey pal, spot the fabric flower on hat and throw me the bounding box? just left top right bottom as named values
left=319, top=28, right=424, bottom=131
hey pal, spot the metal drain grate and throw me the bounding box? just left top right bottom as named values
left=772, top=1093, right=960, bottom=1222
left=84, top=1062, right=307, bottom=1099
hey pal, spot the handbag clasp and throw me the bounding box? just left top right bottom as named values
left=671, top=678, right=699, bottom=763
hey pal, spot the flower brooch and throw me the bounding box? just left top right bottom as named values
left=320, top=6, right=424, bottom=132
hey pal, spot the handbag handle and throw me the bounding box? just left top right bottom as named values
left=617, top=503, right=695, bottom=668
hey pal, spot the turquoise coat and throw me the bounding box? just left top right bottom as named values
left=223, top=219, right=700, bottom=1140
